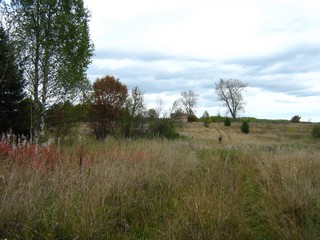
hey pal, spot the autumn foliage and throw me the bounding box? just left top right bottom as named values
left=90, top=75, right=128, bottom=139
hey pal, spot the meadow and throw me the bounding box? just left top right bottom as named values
left=0, top=122, right=319, bottom=239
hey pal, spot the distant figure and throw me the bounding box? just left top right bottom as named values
left=218, top=135, right=222, bottom=144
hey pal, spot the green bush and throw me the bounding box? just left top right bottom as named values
left=201, top=111, right=212, bottom=127
left=224, top=118, right=231, bottom=126
left=204, top=121, right=210, bottom=128
left=312, top=125, right=320, bottom=138
left=241, top=121, right=249, bottom=134
left=148, top=119, right=182, bottom=140
left=204, top=117, right=212, bottom=128
left=187, top=114, right=198, bottom=122
left=210, top=115, right=225, bottom=123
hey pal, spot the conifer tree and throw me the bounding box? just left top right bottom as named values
left=0, top=24, right=25, bottom=134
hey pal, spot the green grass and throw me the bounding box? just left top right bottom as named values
left=0, top=123, right=320, bottom=239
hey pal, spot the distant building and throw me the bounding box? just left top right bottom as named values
left=171, top=113, right=188, bottom=123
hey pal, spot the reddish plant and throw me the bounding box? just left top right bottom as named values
left=0, top=140, right=12, bottom=159
left=1, top=140, right=59, bottom=176
left=130, top=150, right=145, bottom=163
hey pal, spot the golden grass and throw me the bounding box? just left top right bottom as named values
left=0, top=122, right=319, bottom=239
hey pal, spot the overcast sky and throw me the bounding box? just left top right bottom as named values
left=83, top=0, right=320, bottom=122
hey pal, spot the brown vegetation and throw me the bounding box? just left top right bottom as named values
left=0, top=122, right=319, bottom=239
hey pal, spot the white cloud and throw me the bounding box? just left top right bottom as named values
left=94, top=58, right=137, bottom=70
left=84, top=0, right=320, bottom=122
left=245, top=87, right=320, bottom=121
left=86, top=0, right=320, bottom=59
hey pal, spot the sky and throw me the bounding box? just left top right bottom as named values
left=83, top=0, right=320, bottom=122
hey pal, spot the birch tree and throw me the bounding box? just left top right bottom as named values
left=1, top=0, right=93, bottom=142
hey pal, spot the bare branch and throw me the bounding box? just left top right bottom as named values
left=215, top=79, right=247, bottom=119
left=180, top=90, right=199, bottom=116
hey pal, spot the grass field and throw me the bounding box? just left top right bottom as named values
left=0, top=122, right=319, bottom=239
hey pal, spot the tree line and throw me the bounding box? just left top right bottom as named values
left=0, top=0, right=249, bottom=142
left=46, top=75, right=199, bottom=141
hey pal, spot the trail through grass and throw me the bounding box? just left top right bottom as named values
left=0, top=123, right=319, bottom=239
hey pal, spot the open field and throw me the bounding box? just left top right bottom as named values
left=0, top=122, right=320, bottom=239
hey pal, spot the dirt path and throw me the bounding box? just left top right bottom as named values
left=178, top=122, right=238, bottom=148
left=212, top=125, right=231, bottom=145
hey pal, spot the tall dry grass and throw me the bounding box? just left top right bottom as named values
left=0, top=123, right=320, bottom=239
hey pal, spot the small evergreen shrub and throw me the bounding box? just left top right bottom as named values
left=201, top=111, right=212, bottom=127
left=224, top=118, right=231, bottom=126
left=241, top=121, right=249, bottom=134
left=312, top=125, right=320, bottom=138
left=204, top=118, right=212, bottom=128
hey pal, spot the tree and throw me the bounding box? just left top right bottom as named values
left=46, top=101, right=90, bottom=141
left=15, top=98, right=32, bottom=136
left=241, top=121, right=249, bottom=134
left=122, top=86, right=146, bottom=137
left=0, top=24, right=26, bottom=134
left=224, top=117, right=231, bottom=126
left=147, top=108, right=158, bottom=120
left=201, top=110, right=212, bottom=127
left=291, top=115, right=301, bottom=123
left=46, top=101, right=74, bottom=139
left=90, top=76, right=128, bottom=140
left=215, top=79, right=247, bottom=120
left=146, top=99, right=180, bottom=139
left=1, top=0, right=93, bottom=142
left=180, top=90, right=199, bottom=117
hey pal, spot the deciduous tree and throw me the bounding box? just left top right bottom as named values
left=215, top=79, right=247, bottom=120
left=122, top=86, right=146, bottom=137
left=180, top=90, right=199, bottom=117
left=291, top=115, right=301, bottom=123
left=1, top=0, right=93, bottom=142
left=90, top=76, right=128, bottom=140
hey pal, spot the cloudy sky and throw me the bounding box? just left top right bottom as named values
left=83, top=0, right=320, bottom=121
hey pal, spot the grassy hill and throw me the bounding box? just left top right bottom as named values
left=0, top=122, right=319, bottom=239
